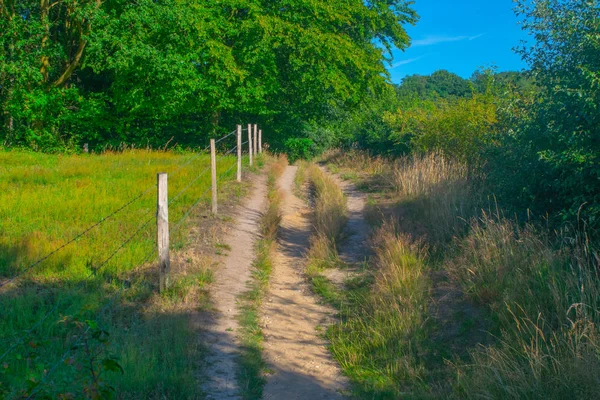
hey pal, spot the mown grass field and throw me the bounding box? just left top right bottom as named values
left=0, top=149, right=246, bottom=398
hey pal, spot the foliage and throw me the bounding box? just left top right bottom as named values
left=330, top=0, right=600, bottom=229
left=283, top=138, right=315, bottom=163
left=325, top=149, right=600, bottom=398
left=0, top=0, right=417, bottom=151
left=384, top=93, right=499, bottom=164
left=396, top=70, right=473, bottom=100
left=491, top=0, right=600, bottom=226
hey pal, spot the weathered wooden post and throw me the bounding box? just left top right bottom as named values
left=157, top=173, right=170, bottom=292
left=237, top=124, right=242, bottom=182
left=247, top=123, right=253, bottom=166
left=211, top=139, right=218, bottom=215
left=83, top=143, right=89, bottom=153
left=253, top=124, right=258, bottom=156
left=259, top=130, right=262, bottom=153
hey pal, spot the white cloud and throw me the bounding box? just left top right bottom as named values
left=391, top=55, right=428, bottom=69
left=412, top=33, right=485, bottom=47
left=468, top=33, right=486, bottom=41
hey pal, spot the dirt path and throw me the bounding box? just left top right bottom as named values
left=198, top=175, right=267, bottom=400
left=321, top=167, right=371, bottom=286
left=262, top=165, right=348, bottom=399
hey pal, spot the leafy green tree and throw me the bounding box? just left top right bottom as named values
left=491, top=0, right=600, bottom=226
left=385, top=93, right=499, bottom=164
left=396, top=70, right=472, bottom=100
left=0, top=0, right=417, bottom=151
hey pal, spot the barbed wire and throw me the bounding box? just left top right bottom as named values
left=168, top=165, right=212, bottom=207
left=0, top=215, right=155, bottom=363
left=1, top=128, right=245, bottom=291
left=171, top=161, right=239, bottom=234
left=5, top=125, right=255, bottom=396
left=0, top=185, right=156, bottom=290
left=22, top=153, right=243, bottom=397
left=170, top=129, right=236, bottom=176
left=224, top=144, right=238, bottom=155
left=214, top=130, right=237, bottom=144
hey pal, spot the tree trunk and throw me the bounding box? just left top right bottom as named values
left=40, top=0, right=50, bottom=83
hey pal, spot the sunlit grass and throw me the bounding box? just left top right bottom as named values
left=0, top=149, right=243, bottom=398
left=323, top=148, right=600, bottom=399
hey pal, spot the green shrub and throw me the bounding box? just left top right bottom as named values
left=284, top=138, right=314, bottom=163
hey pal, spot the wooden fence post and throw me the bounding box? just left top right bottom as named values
left=157, top=173, right=170, bottom=292
left=83, top=143, right=89, bottom=153
left=211, top=139, right=218, bottom=215
left=259, top=130, right=262, bottom=153
left=237, top=125, right=242, bottom=182
left=247, top=123, right=253, bottom=166
left=253, top=124, right=258, bottom=156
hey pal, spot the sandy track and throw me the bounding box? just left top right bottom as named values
left=198, top=175, right=267, bottom=400
left=261, top=165, right=347, bottom=399
left=331, top=175, right=370, bottom=264
left=321, top=167, right=371, bottom=287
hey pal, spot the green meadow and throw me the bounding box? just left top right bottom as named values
left=0, top=149, right=242, bottom=398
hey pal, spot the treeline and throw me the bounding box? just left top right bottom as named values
left=318, top=0, right=600, bottom=230
left=0, top=0, right=416, bottom=151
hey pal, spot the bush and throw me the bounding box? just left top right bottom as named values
left=284, top=138, right=314, bottom=163
left=384, top=93, right=498, bottom=166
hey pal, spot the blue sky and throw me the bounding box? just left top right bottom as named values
left=388, top=0, right=529, bottom=84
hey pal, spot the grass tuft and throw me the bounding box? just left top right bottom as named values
left=328, top=222, right=432, bottom=398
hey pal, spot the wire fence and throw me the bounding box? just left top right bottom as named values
left=1, top=124, right=265, bottom=397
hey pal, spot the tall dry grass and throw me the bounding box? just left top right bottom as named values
left=323, top=149, right=482, bottom=245
left=321, top=149, right=390, bottom=178
left=308, top=165, right=347, bottom=242
left=451, top=214, right=600, bottom=398
left=325, top=148, right=600, bottom=398
left=305, top=165, right=347, bottom=277
left=390, top=152, right=482, bottom=245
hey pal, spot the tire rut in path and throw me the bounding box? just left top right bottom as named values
left=262, top=165, right=348, bottom=400
left=197, top=175, right=267, bottom=400
left=320, top=167, right=371, bottom=286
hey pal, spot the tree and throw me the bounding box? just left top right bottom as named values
left=508, top=0, right=600, bottom=225
left=396, top=70, right=472, bottom=100
left=0, top=0, right=417, bottom=151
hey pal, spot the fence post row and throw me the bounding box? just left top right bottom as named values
left=237, top=125, right=242, bottom=182
left=157, top=173, right=170, bottom=292
left=155, top=126, right=255, bottom=289
left=248, top=123, right=253, bottom=166
left=211, top=138, right=218, bottom=215
left=253, top=124, right=258, bottom=156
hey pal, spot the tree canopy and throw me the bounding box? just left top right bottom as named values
left=0, top=0, right=417, bottom=150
